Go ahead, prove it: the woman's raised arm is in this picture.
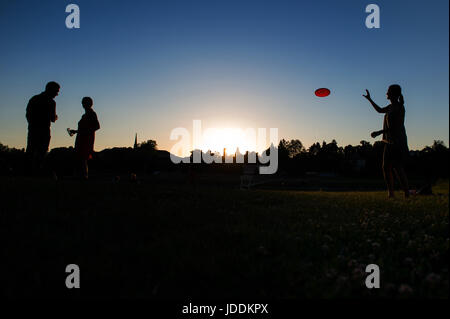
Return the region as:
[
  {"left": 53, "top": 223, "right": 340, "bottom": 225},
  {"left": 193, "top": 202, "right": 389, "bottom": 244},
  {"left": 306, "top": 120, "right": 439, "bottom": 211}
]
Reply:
[{"left": 363, "top": 89, "right": 389, "bottom": 113}]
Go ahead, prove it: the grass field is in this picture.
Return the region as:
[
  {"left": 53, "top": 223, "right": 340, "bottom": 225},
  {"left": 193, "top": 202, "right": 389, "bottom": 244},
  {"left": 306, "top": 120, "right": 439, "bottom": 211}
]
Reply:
[{"left": 1, "top": 176, "right": 448, "bottom": 298}]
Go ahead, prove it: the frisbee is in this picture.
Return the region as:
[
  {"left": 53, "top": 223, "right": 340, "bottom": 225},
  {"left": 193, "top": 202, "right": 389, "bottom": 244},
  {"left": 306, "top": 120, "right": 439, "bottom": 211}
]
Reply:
[{"left": 315, "top": 88, "right": 330, "bottom": 97}]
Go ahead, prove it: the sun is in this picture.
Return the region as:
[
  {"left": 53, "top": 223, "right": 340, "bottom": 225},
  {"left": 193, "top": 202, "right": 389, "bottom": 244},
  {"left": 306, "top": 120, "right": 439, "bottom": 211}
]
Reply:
[{"left": 200, "top": 128, "right": 257, "bottom": 155}]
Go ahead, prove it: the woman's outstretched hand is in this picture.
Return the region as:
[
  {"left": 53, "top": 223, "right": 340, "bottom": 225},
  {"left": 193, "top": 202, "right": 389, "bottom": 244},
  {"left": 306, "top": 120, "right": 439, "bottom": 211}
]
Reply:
[{"left": 363, "top": 89, "right": 371, "bottom": 100}]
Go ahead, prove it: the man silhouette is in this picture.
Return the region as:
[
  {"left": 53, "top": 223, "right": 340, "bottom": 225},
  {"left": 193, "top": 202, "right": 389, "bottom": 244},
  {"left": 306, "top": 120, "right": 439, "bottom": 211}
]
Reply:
[{"left": 26, "top": 81, "right": 60, "bottom": 175}]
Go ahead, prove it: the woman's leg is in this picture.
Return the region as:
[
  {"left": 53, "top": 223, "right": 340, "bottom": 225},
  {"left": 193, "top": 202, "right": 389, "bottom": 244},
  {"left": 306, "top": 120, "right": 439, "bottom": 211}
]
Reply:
[
  {"left": 81, "top": 159, "right": 88, "bottom": 180},
  {"left": 383, "top": 163, "right": 395, "bottom": 198},
  {"left": 394, "top": 166, "right": 409, "bottom": 198},
  {"left": 76, "top": 157, "right": 88, "bottom": 180},
  {"left": 382, "top": 144, "right": 395, "bottom": 198}
]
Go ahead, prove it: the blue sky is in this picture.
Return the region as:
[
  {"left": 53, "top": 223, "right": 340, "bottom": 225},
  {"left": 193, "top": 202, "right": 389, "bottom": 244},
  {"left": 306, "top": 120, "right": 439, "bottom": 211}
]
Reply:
[{"left": 0, "top": 0, "right": 448, "bottom": 152}]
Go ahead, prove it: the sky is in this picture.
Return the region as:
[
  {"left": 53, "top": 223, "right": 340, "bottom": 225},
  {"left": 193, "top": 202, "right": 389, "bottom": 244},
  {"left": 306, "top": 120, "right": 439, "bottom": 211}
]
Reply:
[{"left": 0, "top": 0, "right": 448, "bottom": 155}]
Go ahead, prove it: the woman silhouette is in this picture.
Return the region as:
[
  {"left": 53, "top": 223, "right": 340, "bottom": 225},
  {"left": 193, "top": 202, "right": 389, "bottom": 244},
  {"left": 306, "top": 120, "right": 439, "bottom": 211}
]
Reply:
[
  {"left": 363, "top": 85, "right": 410, "bottom": 198},
  {"left": 68, "top": 97, "right": 100, "bottom": 179}
]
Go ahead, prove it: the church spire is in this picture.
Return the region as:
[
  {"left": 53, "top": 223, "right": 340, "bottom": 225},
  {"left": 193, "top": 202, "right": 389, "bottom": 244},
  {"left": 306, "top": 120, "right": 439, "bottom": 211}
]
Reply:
[{"left": 134, "top": 133, "right": 138, "bottom": 149}]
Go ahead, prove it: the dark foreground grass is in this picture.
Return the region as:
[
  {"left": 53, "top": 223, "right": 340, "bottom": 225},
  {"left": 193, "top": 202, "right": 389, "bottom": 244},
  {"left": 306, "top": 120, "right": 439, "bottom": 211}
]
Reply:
[{"left": 1, "top": 177, "right": 448, "bottom": 298}]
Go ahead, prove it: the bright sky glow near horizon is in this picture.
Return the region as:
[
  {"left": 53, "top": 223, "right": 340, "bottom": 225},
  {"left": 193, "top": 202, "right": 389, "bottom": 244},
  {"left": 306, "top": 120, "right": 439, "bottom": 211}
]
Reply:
[{"left": 0, "top": 0, "right": 448, "bottom": 154}]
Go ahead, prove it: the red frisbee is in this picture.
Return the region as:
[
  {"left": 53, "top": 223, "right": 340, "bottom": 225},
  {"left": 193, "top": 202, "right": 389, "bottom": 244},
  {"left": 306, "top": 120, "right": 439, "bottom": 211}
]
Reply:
[{"left": 315, "top": 88, "right": 330, "bottom": 97}]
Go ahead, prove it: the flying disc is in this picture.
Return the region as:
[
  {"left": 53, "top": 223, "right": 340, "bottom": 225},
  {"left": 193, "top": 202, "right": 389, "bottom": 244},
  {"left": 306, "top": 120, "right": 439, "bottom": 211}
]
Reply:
[{"left": 315, "top": 88, "right": 330, "bottom": 97}]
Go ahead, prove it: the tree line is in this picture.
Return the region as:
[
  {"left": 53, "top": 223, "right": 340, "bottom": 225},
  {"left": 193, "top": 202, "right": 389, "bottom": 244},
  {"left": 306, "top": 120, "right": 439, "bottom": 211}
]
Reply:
[{"left": 0, "top": 139, "right": 448, "bottom": 179}]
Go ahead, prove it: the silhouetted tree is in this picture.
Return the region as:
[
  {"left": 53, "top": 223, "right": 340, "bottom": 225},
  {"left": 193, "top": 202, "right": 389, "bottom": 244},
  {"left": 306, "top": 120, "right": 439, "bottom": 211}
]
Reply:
[
  {"left": 287, "top": 139, "right": 305, "bottom": 158},
  {"left": 138, "top": 139, "right": 157, "bottom": 151},
  {"left": 308, "top": 142, "right": 321, "bottom": 156},
  {"left": 432, "top": 140, "right": 446, "bottom": 152}
]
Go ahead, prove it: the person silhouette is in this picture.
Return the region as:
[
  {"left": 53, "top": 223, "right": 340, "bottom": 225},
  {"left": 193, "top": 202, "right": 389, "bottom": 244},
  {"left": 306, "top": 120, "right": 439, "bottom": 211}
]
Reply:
[
  {"left": 363, "top": 84, "right": 410, "bottom": 198},
  {"left": 68, "top": 97, "right": 100, "bottom": 179},
  {"left": 26, "top": 81, "right": 60, "bottom": 175}
]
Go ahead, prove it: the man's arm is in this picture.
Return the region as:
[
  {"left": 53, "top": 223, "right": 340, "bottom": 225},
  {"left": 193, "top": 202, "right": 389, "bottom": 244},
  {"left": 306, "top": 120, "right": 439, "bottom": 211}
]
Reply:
[
  {"left": 93, "top": 115, "right": 100, "bottom": 131},
  {"left": 26, "top": 97, "right": 34, "bottom": 124},
  {"left": 91, "top": 112, "right": 100, "bottom": 131},
  {"left": 50, "top": 100, "right": 57, "bottom": 122}
]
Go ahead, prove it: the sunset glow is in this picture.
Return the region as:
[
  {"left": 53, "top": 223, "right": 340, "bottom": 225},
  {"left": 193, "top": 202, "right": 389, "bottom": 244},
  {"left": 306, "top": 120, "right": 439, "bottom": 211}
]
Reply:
[{"left": 200, "top": 128, "right": 258, "bottom": 155}]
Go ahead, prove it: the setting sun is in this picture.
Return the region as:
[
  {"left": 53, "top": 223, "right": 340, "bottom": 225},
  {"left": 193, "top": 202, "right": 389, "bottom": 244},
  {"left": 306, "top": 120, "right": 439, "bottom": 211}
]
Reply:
[{"left": 200, "top": 127, "right": 260, "bottom": 155}]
